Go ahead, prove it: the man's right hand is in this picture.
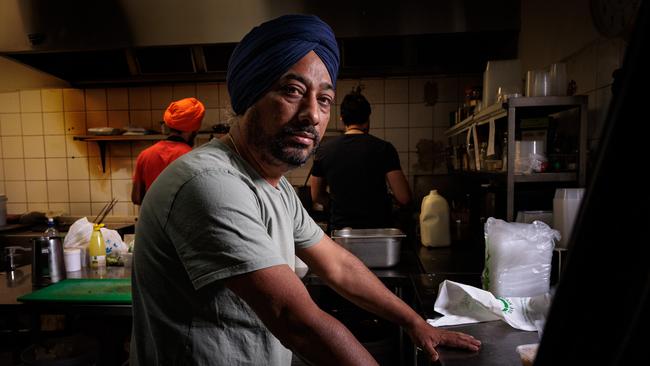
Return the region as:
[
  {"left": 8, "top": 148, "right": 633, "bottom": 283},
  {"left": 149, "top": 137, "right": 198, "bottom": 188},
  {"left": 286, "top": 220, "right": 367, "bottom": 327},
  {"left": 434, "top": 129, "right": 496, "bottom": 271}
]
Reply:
[{"left": 406, "top": 319, "right": 481, "bottom": 362}]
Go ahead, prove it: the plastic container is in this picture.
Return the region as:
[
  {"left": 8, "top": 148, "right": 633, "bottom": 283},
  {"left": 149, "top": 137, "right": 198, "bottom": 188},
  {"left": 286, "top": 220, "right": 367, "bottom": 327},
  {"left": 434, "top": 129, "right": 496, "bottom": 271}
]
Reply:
[
  {"left": 420, "top": 190, "right": 451, "bottom": 247},
  {"left": 88, "top": 224, "right": 107, "bottom": 269},
  {"left": 482, "top": 59, "right": 522, "bottom": 107},
  {"left": 331, "top": 228, "right": 405, "bottom": 268},
  {"left": 553, "top": 188, "right": 585, "bottom": 248},
  {"left": 64, "top": 248, "right": 82, "bottom": 272}
]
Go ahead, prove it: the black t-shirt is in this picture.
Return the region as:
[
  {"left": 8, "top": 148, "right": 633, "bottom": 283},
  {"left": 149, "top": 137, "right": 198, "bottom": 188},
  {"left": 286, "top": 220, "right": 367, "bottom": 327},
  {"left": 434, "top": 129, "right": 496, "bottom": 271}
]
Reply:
[{"left": 311, "top": 134, "right": 402, "bottom": 230}]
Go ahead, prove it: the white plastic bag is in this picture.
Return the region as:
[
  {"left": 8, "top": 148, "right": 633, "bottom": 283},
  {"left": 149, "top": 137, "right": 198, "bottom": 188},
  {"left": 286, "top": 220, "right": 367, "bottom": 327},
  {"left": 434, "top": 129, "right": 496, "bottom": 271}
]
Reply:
[
  {"left": 63, "top": 217, "right": 93, "bottom": 248},
  {"left": 482, "top": 217, "right": 559, "bottom": 297},
  {"left": 427, "top": 280, "right": 551, "bottom": 332},
  {"left": 63, "top": 217, "right": 128, "bottom": 254}
]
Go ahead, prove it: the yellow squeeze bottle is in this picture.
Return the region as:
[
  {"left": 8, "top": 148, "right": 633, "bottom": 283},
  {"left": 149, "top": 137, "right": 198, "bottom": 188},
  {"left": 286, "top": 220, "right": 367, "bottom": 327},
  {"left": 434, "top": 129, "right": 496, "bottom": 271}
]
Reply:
[{"left": 88, "top": 224, "right": 107, "bottom": 268}]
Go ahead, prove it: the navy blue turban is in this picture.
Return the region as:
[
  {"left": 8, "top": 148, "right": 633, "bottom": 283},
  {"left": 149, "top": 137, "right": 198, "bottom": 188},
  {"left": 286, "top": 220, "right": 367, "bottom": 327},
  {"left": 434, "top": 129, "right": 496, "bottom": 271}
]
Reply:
[{"left": 227, "top": 14, "right": 340, "bottom": 116}]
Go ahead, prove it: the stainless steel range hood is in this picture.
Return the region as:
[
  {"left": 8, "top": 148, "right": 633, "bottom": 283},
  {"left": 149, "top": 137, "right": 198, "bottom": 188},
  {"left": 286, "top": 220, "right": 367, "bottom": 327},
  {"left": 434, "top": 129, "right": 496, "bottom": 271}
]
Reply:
[{"left": 0, "top": 0, "right": 520, "bottom": 87}]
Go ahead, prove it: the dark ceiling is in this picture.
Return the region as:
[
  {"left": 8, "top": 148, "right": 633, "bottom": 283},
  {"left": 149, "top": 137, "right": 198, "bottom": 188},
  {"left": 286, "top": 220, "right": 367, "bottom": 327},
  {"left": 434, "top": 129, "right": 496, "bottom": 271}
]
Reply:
[
  {"left": 2, "top": 0, "right": 520, "bottom": 87},
  {"left": 3, "top": 30, "right": 518, "bottom": 87}
]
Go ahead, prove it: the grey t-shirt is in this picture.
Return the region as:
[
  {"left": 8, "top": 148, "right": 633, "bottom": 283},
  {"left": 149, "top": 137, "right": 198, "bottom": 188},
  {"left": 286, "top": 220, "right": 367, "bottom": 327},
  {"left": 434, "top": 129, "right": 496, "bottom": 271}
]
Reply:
[{"left": 131, "top": 139, "right": 323, "bottom": 365}]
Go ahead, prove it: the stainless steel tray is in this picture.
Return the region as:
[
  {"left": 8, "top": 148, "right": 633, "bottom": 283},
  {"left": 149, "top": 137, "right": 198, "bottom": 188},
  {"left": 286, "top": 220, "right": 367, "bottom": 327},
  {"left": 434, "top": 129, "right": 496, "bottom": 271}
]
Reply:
[{"left": 331, "top": 228, "right": 405, "bottom": 268}]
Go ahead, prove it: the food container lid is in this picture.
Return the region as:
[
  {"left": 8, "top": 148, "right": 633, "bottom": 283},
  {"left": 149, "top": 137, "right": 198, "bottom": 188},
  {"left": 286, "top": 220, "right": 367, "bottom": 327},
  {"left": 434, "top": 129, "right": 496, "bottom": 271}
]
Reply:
[{"left": 331, "top": 228, "right": 406, "bottom": 239}]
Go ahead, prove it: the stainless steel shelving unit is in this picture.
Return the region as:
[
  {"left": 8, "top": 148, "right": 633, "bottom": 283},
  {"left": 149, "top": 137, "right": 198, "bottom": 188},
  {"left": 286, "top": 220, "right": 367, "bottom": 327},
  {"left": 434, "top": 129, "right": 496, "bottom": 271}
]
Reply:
[{"left": 445, "top": 95, "right": 588, "bottom": 221}]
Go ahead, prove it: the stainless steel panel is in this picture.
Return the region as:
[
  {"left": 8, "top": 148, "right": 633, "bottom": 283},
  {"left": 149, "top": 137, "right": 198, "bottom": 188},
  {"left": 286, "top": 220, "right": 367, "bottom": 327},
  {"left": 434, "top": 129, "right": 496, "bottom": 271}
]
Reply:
[{"left": 331, "top": 228, "right": 405, "bottom": 268}]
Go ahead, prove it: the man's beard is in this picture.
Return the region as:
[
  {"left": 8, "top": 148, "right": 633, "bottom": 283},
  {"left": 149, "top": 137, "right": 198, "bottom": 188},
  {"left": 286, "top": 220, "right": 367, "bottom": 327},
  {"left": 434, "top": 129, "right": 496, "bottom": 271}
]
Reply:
[{"left": 247, "top": 107, "right": 321, "bottom": 168}]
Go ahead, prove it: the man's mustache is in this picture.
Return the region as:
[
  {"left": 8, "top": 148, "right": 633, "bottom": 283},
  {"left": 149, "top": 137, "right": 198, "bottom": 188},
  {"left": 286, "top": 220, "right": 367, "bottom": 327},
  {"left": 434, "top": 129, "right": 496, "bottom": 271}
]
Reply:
[{"left": 279, "top": 124, "right": 321, "bottom": 143}]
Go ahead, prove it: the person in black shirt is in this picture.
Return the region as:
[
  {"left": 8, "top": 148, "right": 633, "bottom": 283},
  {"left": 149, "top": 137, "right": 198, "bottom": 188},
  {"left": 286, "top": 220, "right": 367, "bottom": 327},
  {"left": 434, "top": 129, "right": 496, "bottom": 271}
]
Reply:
[{"left": 310, "top": 89, "right": 411, "bottom": 230}]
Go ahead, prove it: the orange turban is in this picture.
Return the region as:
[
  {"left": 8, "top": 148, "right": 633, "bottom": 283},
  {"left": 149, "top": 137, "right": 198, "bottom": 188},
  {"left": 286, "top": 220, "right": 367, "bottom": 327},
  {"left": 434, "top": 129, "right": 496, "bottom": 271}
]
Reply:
[{"left": 163, "top": 98, "right": 205, "bottom": 132}]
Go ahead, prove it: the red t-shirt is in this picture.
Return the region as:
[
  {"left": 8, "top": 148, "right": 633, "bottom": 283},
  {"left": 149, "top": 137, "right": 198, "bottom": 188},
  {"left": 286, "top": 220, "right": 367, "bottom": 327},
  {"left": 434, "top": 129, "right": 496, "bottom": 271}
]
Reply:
[{"left": 133, "top": 140, "right": 192, "bottom": 190}]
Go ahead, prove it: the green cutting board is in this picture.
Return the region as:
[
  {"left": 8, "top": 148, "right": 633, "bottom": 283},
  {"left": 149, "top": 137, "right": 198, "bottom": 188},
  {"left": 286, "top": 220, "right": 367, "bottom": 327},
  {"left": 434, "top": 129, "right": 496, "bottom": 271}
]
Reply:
[{"left": 18, "top": 279, "right": 132, "bottom": 304}]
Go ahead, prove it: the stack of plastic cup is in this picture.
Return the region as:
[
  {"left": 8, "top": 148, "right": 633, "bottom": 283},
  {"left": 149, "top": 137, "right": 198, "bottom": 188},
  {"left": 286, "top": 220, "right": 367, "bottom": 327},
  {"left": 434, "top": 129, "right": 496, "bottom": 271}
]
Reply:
[{"left": 553, "top": 188, "right": 585, "bottom": 248}]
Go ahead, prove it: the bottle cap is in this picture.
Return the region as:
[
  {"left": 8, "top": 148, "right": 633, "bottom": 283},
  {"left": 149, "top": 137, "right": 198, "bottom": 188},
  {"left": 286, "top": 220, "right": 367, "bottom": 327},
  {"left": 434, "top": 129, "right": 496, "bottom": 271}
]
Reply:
[{"left": 93, "top": 223, "right": 105, "bottom": 231}]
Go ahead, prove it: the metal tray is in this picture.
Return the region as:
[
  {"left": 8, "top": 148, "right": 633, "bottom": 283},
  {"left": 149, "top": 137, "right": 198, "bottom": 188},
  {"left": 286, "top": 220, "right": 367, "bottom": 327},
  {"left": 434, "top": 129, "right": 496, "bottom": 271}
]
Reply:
[{"left": 331, "top": 228, "right": 406, "bottom": 268}]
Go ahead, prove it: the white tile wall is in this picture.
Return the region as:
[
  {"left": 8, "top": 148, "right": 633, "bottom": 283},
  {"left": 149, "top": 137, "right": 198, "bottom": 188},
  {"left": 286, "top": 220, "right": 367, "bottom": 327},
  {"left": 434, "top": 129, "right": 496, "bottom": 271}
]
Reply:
[
  {"left": 26, "top": 181, "right": 48, "bottom": 202},
  {"left": 23, "top": 136, "right": 45, "bottom": 158},
  {"left": 408, "top": 103, "right": 433, "bottom": 127},
  {"left": 4, "top": 159, "right": 25, "bottom": 180},
  {"left": 44, "top": 135, "right": 66, "bottom": 158},
  {"left": 63, "top": 89, "right": 86, "bottom": 111},
  {"left": 68, "top": 180, "right": 90, "bottom": 202},
  {"left": 67, "top": 157, "right": 90, "bottom": 180},
  {"left": 1, "top": 114, "right": 22, "bottom": 135},
  {"left": 385, "top": 78, "right": 409, "bottom": 103},
  {"left": 217, "top": 84, "right": 230, "bottom": 109},
  {"left": 151, "top": 86, "right": 173, "bottom": 109},
  {"left": 43, "top": 113, "right": 65, "bottom": 134},
  {"left": 197, "top": 84, "right": 220, "bottom": 108},
  {"left": 0, "top": 92, "right": 20, "bottom": 113},
  {"left": 21, "top": 113, "right": 43, "bottom": 135},
  {"left": 108, "top": 110, "right": 129, "bottom": 129},
  {"left": 384, "top": 104, "right": 409, "bottom": 128},
  {"left": 46, "top": 158, "right": 68, "bottom": 180},
  {"left": 86, "top": 89, "right": 107, "bottom": 111},
  {"left": 66, "top": 135, "right": 88, "bottom": 157},
  {"left": 64, "top": 112, "right": 86, "bottom": 135},
  {"left": 107, "top": 88, "right": 129, "bottom": 110},
  {"left": 173, "top": 84, "right": 197, "bottom": 100},
  {"left": 2, "top": 136, "right": 23, "bottom": 158},
  {"left": 20, "top": 90, "right": 42, "bottom": 113},
  {"left": 129, "top": 87, "right": 151, "bottom": 110},
  {"left": 41, "top": 89, "right": 63, "bottom": 112},
  {"left": 47, "top": 180, "right": 69, "bottom": 202},
  {"left": 24, "top": 159, "right": 46, "bottom": 180},
  {"left": 86, "top": 111, "right": 108, "bottom": 129}
]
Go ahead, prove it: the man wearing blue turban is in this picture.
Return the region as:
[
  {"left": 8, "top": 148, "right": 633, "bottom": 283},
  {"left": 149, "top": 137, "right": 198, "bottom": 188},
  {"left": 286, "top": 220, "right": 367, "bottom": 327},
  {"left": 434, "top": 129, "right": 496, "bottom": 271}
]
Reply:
[{"left": 131, "top": 14, "right": 480, "bottom": 366}]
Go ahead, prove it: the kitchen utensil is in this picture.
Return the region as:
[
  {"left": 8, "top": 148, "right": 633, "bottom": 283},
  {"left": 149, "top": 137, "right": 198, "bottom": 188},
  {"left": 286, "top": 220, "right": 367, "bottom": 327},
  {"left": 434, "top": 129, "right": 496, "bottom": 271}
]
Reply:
[
  {"left": 93, "top": 198, "right": 118, "bottom": 225},
  {"left": 331, "top": 228, "right": 405, "bottom": 268},
  {"left": 31, "top": 236, "right": 66, "bottom": 287}
]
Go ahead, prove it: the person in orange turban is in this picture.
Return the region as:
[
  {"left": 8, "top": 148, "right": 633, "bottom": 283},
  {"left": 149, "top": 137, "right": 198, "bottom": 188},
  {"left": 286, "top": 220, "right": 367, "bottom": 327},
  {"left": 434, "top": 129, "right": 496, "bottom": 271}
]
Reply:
[
  {"left": 163, "top": 97, "right": 205, "bottom": 132},
  {"left": 131, "top": 97, "right": 205, "bottom": 205}
]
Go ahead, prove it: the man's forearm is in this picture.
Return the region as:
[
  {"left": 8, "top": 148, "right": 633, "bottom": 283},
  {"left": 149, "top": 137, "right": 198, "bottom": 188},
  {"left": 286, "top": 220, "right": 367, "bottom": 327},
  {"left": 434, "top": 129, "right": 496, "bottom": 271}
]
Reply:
[
  {"left": 318, "top": 251, "right": 424, "bottom": 330},
  {"left": 284, "top": 308, "right": 379, "bottom": 366}
]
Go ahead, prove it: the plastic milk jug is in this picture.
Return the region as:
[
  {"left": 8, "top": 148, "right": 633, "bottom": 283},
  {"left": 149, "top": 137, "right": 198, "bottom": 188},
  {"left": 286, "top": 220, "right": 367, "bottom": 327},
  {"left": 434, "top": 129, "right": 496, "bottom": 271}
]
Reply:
[{"left": 420, "top": 190, "right": 451, "bottom": 247}]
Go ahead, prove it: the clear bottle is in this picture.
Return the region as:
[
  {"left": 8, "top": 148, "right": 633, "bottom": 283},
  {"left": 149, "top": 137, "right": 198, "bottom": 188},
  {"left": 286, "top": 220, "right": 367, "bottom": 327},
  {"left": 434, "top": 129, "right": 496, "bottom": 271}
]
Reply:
[
  {"left": 88, "top": 223, "right": 106, "bottom": 269},
  {"left": 43, "top": 218, "right": 59, "bottom": 238}
]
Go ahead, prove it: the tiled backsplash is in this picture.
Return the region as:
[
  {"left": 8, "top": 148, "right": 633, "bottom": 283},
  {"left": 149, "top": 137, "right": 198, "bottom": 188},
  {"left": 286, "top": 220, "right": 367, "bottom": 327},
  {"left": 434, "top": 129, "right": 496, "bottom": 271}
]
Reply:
[{"left": 0, "top": 76, "right": 476, "bottom": 217}]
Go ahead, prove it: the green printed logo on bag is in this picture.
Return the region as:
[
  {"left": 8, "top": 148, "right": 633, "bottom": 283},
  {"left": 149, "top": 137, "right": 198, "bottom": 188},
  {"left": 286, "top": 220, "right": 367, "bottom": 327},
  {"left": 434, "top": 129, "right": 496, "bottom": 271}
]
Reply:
[{"left": 497, "top": 297, "right": 514, "bottom": 314}]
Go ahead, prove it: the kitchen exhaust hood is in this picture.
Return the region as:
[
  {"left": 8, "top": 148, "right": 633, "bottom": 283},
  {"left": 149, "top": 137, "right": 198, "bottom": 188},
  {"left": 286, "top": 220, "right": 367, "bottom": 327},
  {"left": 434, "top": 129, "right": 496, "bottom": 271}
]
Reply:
[{"left": 0, "top": 0, "right": 520, "bottom": 87}]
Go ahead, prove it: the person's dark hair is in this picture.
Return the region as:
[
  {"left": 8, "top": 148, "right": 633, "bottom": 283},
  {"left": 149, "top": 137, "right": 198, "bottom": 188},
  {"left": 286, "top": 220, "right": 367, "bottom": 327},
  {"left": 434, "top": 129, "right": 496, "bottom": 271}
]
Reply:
[{"left": 340, "top": 89, "right": 371, "bottom": 126}]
